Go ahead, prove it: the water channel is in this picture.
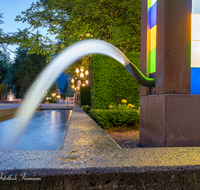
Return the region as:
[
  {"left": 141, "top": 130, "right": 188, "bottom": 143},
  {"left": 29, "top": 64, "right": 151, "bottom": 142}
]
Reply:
[{"left": 0, "top": 110, "right": 71, "bottom": 150}]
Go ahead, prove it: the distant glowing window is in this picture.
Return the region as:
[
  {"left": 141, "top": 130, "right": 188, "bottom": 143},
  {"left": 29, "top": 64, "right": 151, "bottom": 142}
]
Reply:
[
  {"left": 191, "top": 0, "right": 200, "bottom": 94},
  {"left": 147, "top": 0, "right": 157, "bottom": 75}
]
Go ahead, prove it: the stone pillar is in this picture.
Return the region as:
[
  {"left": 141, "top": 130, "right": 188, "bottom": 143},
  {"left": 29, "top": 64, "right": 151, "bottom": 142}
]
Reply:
[{"left": 139, "top": 0, "right": 200, "bottom": 147}]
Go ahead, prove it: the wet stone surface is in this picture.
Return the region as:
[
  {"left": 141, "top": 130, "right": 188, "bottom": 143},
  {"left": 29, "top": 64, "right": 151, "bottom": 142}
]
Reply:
[{"left": 1, "top": 106, "right": 200, "bottom": 189}]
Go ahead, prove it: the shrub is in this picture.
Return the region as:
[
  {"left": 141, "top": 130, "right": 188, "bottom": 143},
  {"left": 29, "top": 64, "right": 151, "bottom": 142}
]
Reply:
[
  {"left": 0, "top": 83, "right": 7, "bottom": 95},
  {"left": 89, "top": 109, "right": 140, "bottom": 129},
  {"left": 90, "top": 53, "right": 140, "bottom": 109},
  {"left": 82, "top": 105, "right": 91, "bottom": 114},
  {"left": 80, "top": 85, "right": 91, "bottom": 106}
]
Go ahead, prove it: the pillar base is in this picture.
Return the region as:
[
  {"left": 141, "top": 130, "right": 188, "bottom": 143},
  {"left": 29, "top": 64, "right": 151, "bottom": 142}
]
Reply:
[{"left": 140, "top": 94, "right": 200, "bottom": 147}]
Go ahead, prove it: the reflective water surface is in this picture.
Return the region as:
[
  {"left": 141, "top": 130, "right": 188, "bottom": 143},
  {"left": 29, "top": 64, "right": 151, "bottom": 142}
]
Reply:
[{"left": 0, "top": 110, "right": 71, "bottom": 150}]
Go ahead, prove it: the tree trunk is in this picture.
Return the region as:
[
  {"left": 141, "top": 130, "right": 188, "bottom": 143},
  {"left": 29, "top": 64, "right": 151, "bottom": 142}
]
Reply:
[{"left": 1, "top": 94, "right": 5, "bottom": 101}]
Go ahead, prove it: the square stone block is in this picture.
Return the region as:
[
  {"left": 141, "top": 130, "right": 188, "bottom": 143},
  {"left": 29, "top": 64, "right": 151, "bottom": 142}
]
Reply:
[{"left": 140, "top": 94, "right": 200, "bottom": 147}]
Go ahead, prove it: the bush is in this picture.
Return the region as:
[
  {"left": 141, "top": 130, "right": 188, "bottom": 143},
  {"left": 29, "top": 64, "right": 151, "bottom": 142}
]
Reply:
[
  {"left": 0, "top": 83, "right": 7, "bottom": 95},
  {"left": 90, "top": 53, "right": 140, "bottom": 109},
  {"left": 80, "top": 85, "right": 91, "bottom": 106},
  {"left": 89, "top": 109, "right": 140, "bottom": 129},
  {"left": 82, "top": 106, "right": 91, "bottom": 114}
]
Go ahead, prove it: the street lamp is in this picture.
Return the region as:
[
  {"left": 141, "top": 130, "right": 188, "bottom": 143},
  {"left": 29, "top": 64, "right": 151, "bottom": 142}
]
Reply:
[
  {"left": 51, "top": 93, "right": 56, "bottom": 98},
  {"left": 70, "top": 66, "right": 89, "bottom": 105}
]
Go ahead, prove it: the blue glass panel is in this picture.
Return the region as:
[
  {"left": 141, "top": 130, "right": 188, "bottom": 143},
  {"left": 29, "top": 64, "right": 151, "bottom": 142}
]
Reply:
[
  {"left": 147, "top": 9, "right": 151, "bottom": 29},
  {"left": 192, "top": 0, "right": 200, "bottom": 14},
  {"left": 149, "top": 2, "right": 157, "bottom": 29},
  {"left": 191, "top": 67, "right": 200, "bottom": 94}
]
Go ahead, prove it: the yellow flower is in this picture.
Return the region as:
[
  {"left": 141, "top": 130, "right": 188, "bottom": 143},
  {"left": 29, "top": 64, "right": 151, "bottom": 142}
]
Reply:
[
  {"left": 127, "top": 104, "right": 133, "bottom": 108},
  {"left": 109, "top": 105, "right": 113, "bottom": 109},
  {"left": 121, "top": 99, "right": 127, "bottom": 104},
  {"left": 138, "top": 107, "right": 140, "bottom": 110}
]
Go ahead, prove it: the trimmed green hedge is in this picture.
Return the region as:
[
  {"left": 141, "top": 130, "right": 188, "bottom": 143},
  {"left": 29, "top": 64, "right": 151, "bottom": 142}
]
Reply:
[
  {"left": 90, "top": 52, "right": 140, "bottom": 109},
  {"left": 80, "top": 85, "right": 91, "bottom": 106},
  {"left": 89, "top": 109, "right": 140, "bottom": 129},
  {"left": 82, "top": 106, "right": 91, "bottom": 114}
]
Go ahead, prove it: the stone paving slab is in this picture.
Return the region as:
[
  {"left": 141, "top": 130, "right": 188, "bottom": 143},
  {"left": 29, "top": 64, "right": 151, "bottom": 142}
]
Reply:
[{"left": 0, "top": 106, "right": 200, "bottom": 189}]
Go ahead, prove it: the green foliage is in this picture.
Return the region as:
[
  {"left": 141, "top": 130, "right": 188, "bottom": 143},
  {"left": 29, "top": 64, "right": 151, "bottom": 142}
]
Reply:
[
  {"left": 67, "top": 86, "right": 75, "bottom": 97},
  {"left": 0, "top": 51, "right": 11, "bottom": 83},
  {"left": 63, "top": 80, "right": 68, "bottom": 93},
  {"left": 0, "top": 83, "right": 7, "bottom": 94},
  {"left": 80, "top": 85, "right": 91, "bottom": 106},
  {"left": 82, "top": 106, "right": 91, "bottom": 114},
  {"left": 109, "top": 99, "right": 139, "bottom": 110},
  {"left": 0, "top": 13, "right": 16, "bottom": 50},
  {"left": 65, "top": 57, "right": 89, "bottom": 81},
  {"left": 13, "top": 0, "right": 141, "bottom": 57},
  {"left": 89, "top": 109, "right": 140, "bottom": 128},
  {"left": 90, "top": 52, "right": 140, "bottom": 109},
  {"left": 11, "top": 46, "right": 29, "bottom": 95},
  {"left": 16, "top": 57, "right": 36, "bottom": 88},
  {"left": 61, "top": 81, "right": 69, "bottom": 99},
  {"left": 11, "top": 46, "right": 47, "bottom": 97},
  {"left": 19, "top": 71, "right": 31, "bottom": 98},
  {"left": 48, "top": 82, "right": 58, "bottom": 94}
]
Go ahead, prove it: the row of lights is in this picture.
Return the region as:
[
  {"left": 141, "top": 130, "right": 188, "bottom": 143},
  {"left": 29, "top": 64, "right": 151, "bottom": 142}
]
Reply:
[{"left": 71, "top": 67, "right": 89, "bottom": 90}]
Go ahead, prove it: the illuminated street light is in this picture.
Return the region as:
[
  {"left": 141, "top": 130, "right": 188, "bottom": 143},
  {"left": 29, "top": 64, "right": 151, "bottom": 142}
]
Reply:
[
  {"left": 56, "top": 95, "right": 61, "bottom": 99},
  {"left": 75, "top": 68, "right": 79, "bottom": 74},
  {"left": 85, "top": 70, "right": 89, "bottom": 75},
  {"left": 51, "top": 93, "right": 56, "bottom": 97},
  {"left": 80, "top": 72, "right": 84, "bottom": 78}
]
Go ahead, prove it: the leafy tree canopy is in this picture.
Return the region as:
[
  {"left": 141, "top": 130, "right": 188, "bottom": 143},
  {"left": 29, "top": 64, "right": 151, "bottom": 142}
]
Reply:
[
  {"left": 0, "top": 50, "right": 11, "bottom": 83},
  {"left": 0, "top": 83, "right": 7, "bottom": 94},
  {"left": 11, "top": 46, "right": 47, "bottom": 97},
  {"left": 0, "top": 13, "right": 19, "bottom": 51},
  {"left": 14, "top": 0, "right": 141, "bottom": 60}
]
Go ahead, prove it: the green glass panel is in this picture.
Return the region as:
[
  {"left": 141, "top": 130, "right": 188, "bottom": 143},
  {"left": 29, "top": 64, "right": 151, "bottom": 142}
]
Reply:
[{"left": 150, "top": 48, "right": 156, "bottom": 73}]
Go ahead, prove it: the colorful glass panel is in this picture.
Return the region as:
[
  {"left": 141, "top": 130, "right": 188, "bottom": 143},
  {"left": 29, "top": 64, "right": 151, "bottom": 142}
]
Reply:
[
  {"left": 191, "top": 0, "right": 200, "bottom": 94},
  {"left": 147, "top": 0, "right": 157, "bottom": 75}
]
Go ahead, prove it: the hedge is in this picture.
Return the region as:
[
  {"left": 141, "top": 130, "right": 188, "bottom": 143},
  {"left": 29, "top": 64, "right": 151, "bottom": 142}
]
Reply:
[
  {"left": 89, "top": 109, "right": 140, "bottom": 129},
  {"left": 80, "top": 85, "right": 91, "bottom": 106},
  {"left": 90, "top": 52, "right": 140, "bottom": 109}
]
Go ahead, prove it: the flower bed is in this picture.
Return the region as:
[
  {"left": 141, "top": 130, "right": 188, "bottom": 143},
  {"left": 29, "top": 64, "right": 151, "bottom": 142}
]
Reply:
[{"left": 89, "top": 109, "right": 140, "bottom": 128}]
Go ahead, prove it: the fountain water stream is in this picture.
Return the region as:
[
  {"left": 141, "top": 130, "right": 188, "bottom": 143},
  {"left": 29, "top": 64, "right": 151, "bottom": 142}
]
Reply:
[{"left": 1, "top": 39, "right": 155, "bottom": 150}]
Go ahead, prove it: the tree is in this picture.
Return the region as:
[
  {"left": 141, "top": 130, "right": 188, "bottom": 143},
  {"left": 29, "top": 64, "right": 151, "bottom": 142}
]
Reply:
[
  {"left": 11, "top": 46, "right": 29, "bottom": 94},
  {"left": 14, "top": 0, "right": 141, "bottom": 59},
  {"left": 48, "top": 82, "right": 59, "bottom": 94},
  {"left": 16, "top": 57, "right": 37, "bottom": 91},
  {"left": 19, "top": 71, "right": 31, "bottom": 97},
  {"left": 65, "top": 56, "right": 89, "bottom": 81},
  {"left": 0, "top": 83, "right": 7, "bottom": 100},
  {"left": 11, "top": 46, "right": 47, "bottom": 97},
  {"left": 63, "top": 80, "right": 68, "bottom": 93},
  {"left": 0, "top": 13, "right": 18, "bottom": 51},
  {"left": 0, "top": 51, "right": 10, "bottom": 83},
  {"left": 61, "top": 80, "right": 69, "bottom": 98},
  {"left": 67, "top": 86, "right": 75, "bottom": 97}
]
